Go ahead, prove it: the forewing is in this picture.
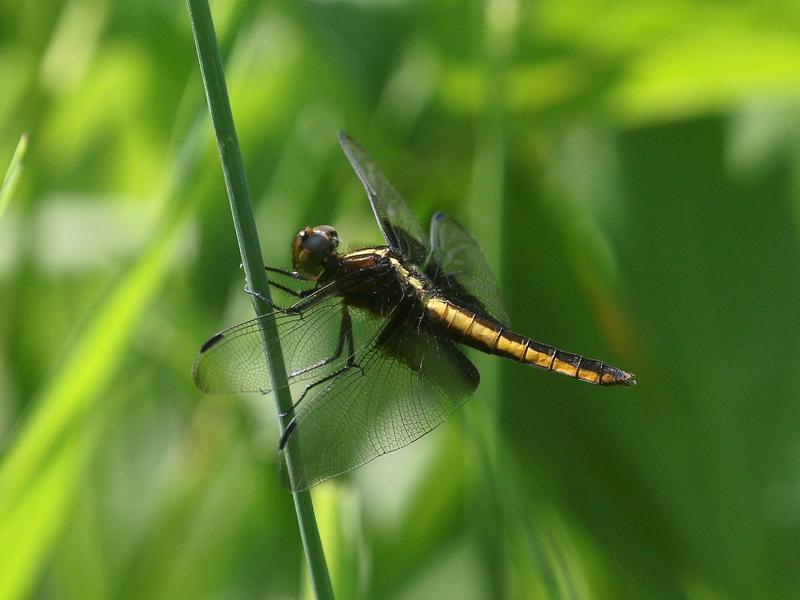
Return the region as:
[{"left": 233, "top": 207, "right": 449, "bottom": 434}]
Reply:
[
  {"left": 279, "top": 309, "right": 480, "bottom": 491},
  {"left": 193, "top": 273, "right": 394, "bottom": 395},
  {"left": 426, "top": 211, "right": 510, "bottom": 326},
  {"left": 338, "top": 131, "right": 429, "bottom": 264}
]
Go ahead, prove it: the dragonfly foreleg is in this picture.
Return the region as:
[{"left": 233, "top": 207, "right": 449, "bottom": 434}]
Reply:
[
  {"left": 242, "top": 285, "right": 284, "bottom": 310},
  {"left": 262, "top": 266, "right": 316, "bottom": 311},
  {"left": 265, "top": 265, "right": 305, "bottom": 280}
]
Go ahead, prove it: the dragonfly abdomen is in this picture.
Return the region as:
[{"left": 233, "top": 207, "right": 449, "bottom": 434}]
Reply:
[{"left": 425, "top": 297, "right": 635, "bottom": 386}]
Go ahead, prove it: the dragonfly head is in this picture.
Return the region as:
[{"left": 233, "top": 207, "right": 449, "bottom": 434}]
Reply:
[{"left": 292, "top": 225, "right": 340, "bottom": 280}]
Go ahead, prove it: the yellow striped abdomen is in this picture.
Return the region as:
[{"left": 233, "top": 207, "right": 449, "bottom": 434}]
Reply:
[{"left": 425, "top": 297, "right": 635, "bottom": 386}]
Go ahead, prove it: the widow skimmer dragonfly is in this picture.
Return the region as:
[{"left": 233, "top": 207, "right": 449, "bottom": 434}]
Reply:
[{"left": 193, "top": 132, "right": 636, "bottom": 491}]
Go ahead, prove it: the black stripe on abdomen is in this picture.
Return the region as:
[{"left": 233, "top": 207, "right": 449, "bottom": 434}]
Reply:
[{"left": 424, "top": 297, "right": 635, "bottom": 386}]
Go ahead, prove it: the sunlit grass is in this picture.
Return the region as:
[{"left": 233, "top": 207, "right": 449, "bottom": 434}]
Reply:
[
  {"left": 0, "top": 133, "right": 27, "bottom": 220},
  {"left": 0, "top": 212, "right": 193, "bottom": 599}
]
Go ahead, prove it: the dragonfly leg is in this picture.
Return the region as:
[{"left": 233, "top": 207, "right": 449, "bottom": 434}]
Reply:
[
  {"left": 278, "top": 418, "right": 297, "bottom": 450},
  {"left": 243, "top": 283, "right": 313, "bottom": 313},
  {"left": 263, "top": 266, "right": 317, "bottom": 312},
  {"left": 279, "top": 361, "right": 366, "bottom": 450},
  {"left": 279, "top": 306, "right": 359, "bottom": 423},
  {"left": 242, "top": 285, "right": 282, "bottom": 310},
  {"left": 280, "top": 366, "right": 353, "bottom": 448},
  {"left": 265, "top": 266, "right": 315, "bottom": 293},
  {"left": 265, "top": 265, "right": 305, "bottom": 280}
]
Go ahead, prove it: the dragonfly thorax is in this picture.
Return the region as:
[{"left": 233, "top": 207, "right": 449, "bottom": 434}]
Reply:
[{"left": 292, "top": 225, "right": 340, "bottom": 280}]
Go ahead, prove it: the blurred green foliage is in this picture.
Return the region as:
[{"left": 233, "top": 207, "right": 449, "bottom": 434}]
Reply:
[{"left": 2, "top": 0, "right": 800, "bottom": 598}]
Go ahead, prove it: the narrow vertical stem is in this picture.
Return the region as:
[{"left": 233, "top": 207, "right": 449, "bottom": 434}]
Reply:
[
  {"left": 185, "top": 2, "right": 333, "bottom": 598},
  {"left": 0, "top": 133, "right": 28, "bottom": 220}
]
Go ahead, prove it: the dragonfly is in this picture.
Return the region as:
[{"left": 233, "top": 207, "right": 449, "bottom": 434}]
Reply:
[{"left": 193, "top": 132, "right": 636, "bottom": 491}]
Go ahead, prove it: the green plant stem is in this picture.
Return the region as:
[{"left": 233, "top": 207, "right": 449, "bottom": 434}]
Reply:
[
  {"left": 185, "top": 2, "right": 333, "bottom": 598},
  {"left": 0, "top": 133, "right": 28, "bottom": 220}
]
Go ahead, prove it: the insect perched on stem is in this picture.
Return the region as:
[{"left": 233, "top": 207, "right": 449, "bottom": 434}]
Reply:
[{"left": 193, "top": 132, "right": 636, "bottom": 490}]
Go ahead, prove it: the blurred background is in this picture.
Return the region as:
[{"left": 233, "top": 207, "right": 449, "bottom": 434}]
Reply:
[{"left": 2, "top": 0, "right": 800, "bottom": 598}]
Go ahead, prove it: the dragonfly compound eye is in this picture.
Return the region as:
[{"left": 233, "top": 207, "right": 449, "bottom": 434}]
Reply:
[{"left": 292, "top": 225, "right": 339, "bottom": 279}]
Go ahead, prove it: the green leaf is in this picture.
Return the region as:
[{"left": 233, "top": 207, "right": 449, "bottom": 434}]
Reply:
[{"left": 0, "top": 133, "right": 27, "bottom": 220}]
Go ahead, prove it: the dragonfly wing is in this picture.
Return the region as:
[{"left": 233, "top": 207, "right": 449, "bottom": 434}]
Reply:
[
  {"left": 426, "top": 211, "right": 510, "bottom": 327},
  {"left": 279, "top": 305, "right": 480, "bottom": 491},
  {"left": 193, "top": 274, "right": 393, "bottom": 395},
  {"left": 338, "top": 131, "right": 430, "bottom": 264}
]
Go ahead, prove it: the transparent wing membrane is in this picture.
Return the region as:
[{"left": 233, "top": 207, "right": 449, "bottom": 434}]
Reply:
[
  {"left": 339, "top": 132, "right": 430, "bottom": 264},
  {"left": 427, "top": 211, "right": 510, "bottom": 326},
  {"left": 192, "top": 272, "right": 393, "bottom": 396},
  {"left": 279, "top": 308, "right": 479, "bottom": 491}
]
